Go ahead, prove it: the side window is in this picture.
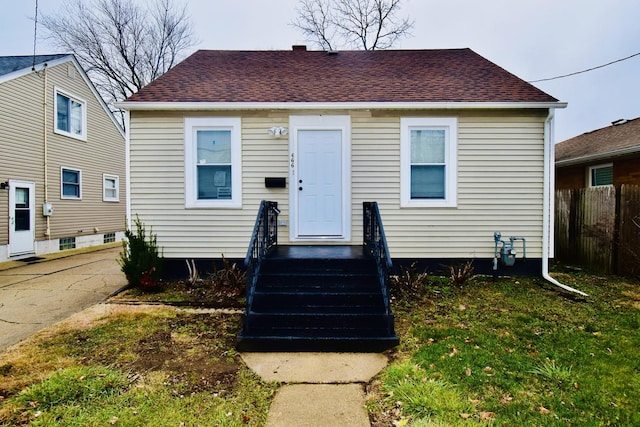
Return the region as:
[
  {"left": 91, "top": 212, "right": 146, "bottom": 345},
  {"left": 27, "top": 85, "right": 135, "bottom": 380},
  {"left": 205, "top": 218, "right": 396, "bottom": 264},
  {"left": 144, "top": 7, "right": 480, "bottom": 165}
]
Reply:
[
  {"left": 54, "top": 88, "right": 87, "bottom": 140},
  {"left": 61, "top": 167, "right": 82, "bottom": 199},
  {"left": 184, "top": 117, "right": 241, "bottom": 208},
  {"left": 588, "top": 164, "right": 613, "bottom": 187},
  {"left": 103, "top": 174, "right": 119, "bottom": 202},
  {"left": 401, "top": 117, "right": 458, "bottom": 207}
]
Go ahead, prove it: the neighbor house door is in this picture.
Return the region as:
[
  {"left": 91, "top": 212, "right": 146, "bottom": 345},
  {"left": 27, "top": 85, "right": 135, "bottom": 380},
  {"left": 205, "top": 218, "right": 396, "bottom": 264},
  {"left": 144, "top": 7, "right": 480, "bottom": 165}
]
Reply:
[
  {"left": 296, "top": 129, "right": 344, "bottom": 237},
  {"left": 8, "top": 180, "right": 36, "bottom": 256}
]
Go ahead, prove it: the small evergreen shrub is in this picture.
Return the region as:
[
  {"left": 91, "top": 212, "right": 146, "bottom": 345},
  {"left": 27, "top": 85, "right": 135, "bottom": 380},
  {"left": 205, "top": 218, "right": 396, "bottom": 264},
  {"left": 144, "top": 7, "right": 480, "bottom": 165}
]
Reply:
[{"left": 119, "top": 216, "right": 163, "bottom": 291}]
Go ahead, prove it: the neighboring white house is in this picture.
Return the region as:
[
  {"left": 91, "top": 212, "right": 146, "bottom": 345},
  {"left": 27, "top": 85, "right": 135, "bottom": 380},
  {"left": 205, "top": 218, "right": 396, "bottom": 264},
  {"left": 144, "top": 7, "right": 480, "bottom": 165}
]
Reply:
[
  {"left": 0, "top": 54, "right": 126, "bottom": 261},
  {"left": 119, "top": 46, "right": 569, "bottom": 282}
]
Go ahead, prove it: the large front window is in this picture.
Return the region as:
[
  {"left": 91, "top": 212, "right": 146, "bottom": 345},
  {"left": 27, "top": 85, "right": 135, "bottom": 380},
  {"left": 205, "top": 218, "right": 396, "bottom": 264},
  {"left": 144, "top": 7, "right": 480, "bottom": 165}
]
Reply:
[
  {"left": 401, "top": 117, "right": 457, "bottom": 207},
  {"left": 54, "top": 88, "right": 86, "bottom": 140},
  {"left": 184, "top": 117, "right": 241, "bottom": 208}
]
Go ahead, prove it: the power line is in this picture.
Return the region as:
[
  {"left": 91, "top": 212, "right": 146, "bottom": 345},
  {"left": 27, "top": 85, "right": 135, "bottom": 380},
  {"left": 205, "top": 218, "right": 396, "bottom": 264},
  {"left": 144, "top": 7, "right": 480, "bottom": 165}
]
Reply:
[{"left": 528, "top": 51, "right": 640, "bottom": 83}]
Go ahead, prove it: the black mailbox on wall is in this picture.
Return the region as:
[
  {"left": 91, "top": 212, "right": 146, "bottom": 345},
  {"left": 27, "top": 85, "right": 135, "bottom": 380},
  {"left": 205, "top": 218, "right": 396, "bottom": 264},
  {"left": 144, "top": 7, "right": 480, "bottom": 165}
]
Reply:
[{"left": 265, "top": 177, "right": 287, "bottom": 188}]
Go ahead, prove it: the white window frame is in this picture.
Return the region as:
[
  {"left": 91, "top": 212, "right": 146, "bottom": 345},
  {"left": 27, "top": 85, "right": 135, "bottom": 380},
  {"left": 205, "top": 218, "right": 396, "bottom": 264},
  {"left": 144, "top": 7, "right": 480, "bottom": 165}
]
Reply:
[
  {"left": 184, "top": 117, "right": 242, "bottom": 208},
  {"left": 53, "top": 87, "right": 87, "bottom": 141},
  {"left": 61, "top": 167, "right": 82, "bottom": 200},
  {"left": 400, "top": 117, "right": 458, "bottom": 208},
  {"left": 588, "top": 163, "right": 613, "bottom": 187},
  {"left": 103, "top": 174, "right": 119, "bottom": 202}
]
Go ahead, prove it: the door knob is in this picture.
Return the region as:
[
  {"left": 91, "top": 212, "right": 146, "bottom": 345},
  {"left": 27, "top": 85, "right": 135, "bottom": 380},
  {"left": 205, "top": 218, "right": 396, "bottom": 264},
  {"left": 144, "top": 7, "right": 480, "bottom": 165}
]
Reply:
[{"left": 298, "top": 186, "right": 303, "bottom": 191}]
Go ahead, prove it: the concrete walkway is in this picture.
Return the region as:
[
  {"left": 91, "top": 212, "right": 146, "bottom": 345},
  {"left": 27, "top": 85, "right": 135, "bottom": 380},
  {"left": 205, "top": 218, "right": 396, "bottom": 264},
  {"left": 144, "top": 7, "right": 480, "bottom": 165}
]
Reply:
[
  {"left": 0, "top": 245, "right": 126, "bottom": 352},
  {"left": 243, "top": 352, "right": 388, "bottom": 427}
]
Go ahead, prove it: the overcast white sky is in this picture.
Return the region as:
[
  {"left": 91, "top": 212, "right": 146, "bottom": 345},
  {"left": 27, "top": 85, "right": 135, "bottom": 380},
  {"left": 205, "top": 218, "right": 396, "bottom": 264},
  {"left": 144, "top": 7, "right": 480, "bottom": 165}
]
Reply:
[{"left": 2, "top": 0, "right": 639, "bottom": 142}]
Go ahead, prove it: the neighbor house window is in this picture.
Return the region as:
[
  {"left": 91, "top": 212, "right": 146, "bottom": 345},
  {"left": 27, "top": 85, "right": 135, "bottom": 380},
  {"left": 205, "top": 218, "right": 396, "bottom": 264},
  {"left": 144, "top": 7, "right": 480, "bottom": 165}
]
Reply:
[
  {"left": 401, "top": 117, "right": 458, "bottom": 207},
  {"left": 103, "top": 174, "right": 119, "bottom": 202},
  {"left": 184, "top": 117, "right": 241, "bottom": 208},
  {"left": 61, "top": 167, "right": 82, "bottom": 199},
  {"left": 54, "top": 88, "right": 86, "bottom": 140},
  {"left": 588, "top": 164, "right": 613, "bottom": 187}
]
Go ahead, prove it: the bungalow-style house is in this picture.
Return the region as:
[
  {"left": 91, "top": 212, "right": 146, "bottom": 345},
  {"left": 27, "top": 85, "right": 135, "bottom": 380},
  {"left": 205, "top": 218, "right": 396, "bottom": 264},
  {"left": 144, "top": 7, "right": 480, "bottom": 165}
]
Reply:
[
  {"left": 119, "top": 46, "right": 577, "bottom": 350},
  {"left": 0, "top": 55, "right": 126, "bottom": 262},
  {"left": 556, "top": 117, "right": 640, "bottom": 189}
]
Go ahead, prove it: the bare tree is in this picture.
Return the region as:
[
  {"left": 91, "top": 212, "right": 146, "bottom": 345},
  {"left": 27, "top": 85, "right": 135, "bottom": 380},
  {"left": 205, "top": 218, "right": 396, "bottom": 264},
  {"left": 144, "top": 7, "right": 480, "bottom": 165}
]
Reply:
[
  {"left": 41, "top": 0, "right": 195, "bottom": 114},
  {"left": 292, "top": 0, "right": 414, "bottom": 50}
]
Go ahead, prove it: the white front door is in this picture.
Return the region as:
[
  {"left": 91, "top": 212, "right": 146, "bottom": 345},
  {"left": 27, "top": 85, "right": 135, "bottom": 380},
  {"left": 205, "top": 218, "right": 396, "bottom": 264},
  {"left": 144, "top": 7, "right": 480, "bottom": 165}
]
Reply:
[
  {"left": 290, "top": 115, "right": 351, "bottom": 240},
  {"left": 8, "top": 180, "right": 36, "bottom": 256}
]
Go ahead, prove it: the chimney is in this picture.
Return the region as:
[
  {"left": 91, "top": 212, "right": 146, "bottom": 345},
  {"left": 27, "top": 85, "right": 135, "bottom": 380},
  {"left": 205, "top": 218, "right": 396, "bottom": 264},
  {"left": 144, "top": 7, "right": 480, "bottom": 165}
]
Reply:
[{"left": 292, "top": 45, "right": 307, "bottom": 52}]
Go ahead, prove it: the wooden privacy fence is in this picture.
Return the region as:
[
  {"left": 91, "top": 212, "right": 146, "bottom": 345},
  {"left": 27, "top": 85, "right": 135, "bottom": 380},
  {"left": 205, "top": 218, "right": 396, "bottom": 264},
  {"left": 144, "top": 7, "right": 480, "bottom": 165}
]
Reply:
[{"left": 555, "top": 185, "right": 640, "bottom": 275}]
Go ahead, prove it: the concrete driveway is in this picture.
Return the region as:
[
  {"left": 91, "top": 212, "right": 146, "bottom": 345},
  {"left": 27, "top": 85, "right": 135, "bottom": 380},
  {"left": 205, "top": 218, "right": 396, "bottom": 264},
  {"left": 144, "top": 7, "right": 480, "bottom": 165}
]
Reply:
[{"left": 0, "top": 246, "right": 127, "bottom": 352}]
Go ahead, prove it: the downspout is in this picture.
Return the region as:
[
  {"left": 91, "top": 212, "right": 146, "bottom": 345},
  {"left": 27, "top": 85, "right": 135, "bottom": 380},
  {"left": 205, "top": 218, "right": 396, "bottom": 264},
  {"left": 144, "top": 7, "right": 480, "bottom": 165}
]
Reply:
[
  {"left": 124, "top": 109, "right": 132, "bottom": 230},
  {"left": 42, "top": 65, "right": 51, "bottom": 238},
  {"left": 542, "top": 110, "right": 587, "bottom": 296}
]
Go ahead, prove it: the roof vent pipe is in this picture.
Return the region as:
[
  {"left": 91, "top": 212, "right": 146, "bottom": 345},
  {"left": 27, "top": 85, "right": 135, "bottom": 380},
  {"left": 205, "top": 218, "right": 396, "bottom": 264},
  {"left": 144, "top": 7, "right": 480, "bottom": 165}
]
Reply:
[{"left": 611, "top": 119, "right": 627, "bottom": 126}]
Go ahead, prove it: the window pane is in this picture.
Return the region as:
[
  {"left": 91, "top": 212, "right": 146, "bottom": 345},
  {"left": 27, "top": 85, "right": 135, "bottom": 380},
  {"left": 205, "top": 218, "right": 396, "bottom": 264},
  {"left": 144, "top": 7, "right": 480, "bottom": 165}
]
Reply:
[
  {"left": 57, "top": 93, "right": 69, "bottom": 132},
  {"left": 197, "top": 165, "right": 232, "bottom": 199},
  {"left": 411, "top": 165, "right": 445, "bottom": 199},
  {"left": 15, "top": 188, "right": 29, "bottom": 208},
  {"left": 104, "top": 177, "right": 117, "bottom": 199},
  {"left": 63, "top": 184, "right": 79, "bottom": 197},
  {"left": 15, "top": 210, "right": 30, "bottom": 231},
  {"left": 592, "top": 166, "right": 613, "bottom": 186},
  {"left": 197, "top": 130, "right": 231, "bottom": 164},
  {"left": 63, "top": 170, "right": 79, "bottom": 184},
  {"left": 411, "top": 129, "right": 445, "bottom": 163},
  {"left": 70, "top": 100, "right": 83, "bottom": 135},
  {"left": 62, "top": 169, "right": 80, "bottom": 198}
]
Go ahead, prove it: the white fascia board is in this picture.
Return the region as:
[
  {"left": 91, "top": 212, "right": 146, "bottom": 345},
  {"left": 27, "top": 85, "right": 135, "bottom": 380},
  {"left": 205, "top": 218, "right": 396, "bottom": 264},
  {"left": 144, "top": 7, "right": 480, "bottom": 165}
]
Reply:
[
  {"left": 0, "top": 55, "right": 73, "bottom": 85},
  {"left": 556, "top": 145, "right": 640, "bottom": 167},
  {"left": 116, "top": 101, "right": 567, "bottom": 111}
]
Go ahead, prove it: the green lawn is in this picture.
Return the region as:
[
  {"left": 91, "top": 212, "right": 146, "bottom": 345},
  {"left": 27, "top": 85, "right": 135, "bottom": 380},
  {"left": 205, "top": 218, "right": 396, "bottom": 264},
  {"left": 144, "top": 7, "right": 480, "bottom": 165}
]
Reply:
[{"left": 369, "top": 268, "right": 640, "bottom": 426}]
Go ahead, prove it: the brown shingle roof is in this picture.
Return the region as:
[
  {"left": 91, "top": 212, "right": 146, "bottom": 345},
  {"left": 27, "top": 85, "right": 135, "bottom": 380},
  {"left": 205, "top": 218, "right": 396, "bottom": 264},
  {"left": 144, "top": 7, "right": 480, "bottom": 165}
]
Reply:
[
  {"left": 556, "top": 117, "right": 640, "bottom": 163},
  {"left": 126, "top": 48, "right": 557, "bottom": 104}
]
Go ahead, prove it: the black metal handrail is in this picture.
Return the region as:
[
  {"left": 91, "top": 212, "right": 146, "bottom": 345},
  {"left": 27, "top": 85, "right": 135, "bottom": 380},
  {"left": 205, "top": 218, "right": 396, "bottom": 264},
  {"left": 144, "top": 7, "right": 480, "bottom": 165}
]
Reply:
[
  {"left": 244, "top": 201, "right": 279, "bottom": 310},
  {"left": 363, "top": 202, "right": 392, "bottom": 319}
]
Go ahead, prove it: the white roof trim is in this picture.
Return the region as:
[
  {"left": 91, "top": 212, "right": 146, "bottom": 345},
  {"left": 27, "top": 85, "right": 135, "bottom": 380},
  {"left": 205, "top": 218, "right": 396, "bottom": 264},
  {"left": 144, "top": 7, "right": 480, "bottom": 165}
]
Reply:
[
  {"left": 0, "top": 55, "right": 72, "bottom": 85},
  {"left": 117, "top": 101, "right": 567, "bottom": 111},
  {"left": 556, "top": 145, "right": 640, "bottom": 166}
]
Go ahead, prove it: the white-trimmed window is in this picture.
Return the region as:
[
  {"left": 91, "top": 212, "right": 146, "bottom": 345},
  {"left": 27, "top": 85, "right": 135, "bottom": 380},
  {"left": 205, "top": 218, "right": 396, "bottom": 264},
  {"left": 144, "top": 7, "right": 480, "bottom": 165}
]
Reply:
[
  {"left": 61, "top": 167, "right": 82, "bottom": 199},
  {"left": 401, "top": 117, "right": 458, "bottom": 207},
  {"left": 184, "top": 117, "right": 242, "bottom": 208},
  {"left": 103, "top": 174, "right": 119, "bottom": 202},
  {"left": 588, "top": 164, "right": 613, "bottom": 187},
  {"left": 54, "top": 87, "right": 87, "bottom": 140}
]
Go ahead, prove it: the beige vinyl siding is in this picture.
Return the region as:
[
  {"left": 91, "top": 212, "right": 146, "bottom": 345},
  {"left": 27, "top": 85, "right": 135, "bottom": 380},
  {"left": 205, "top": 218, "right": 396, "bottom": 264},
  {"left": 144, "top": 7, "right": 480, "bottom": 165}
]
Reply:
[
  {"left": 357, "top": 112, "right": 545, "bottom": 259},
  {"left": 130, "top": 112, "right": 291, "bottom": 258},
  {"left": 0, "top": 60, "right": 125, "bottom": 248},
  {"left": 45, "top": 63, "right": 126, "bottom": 239},
  {"left": 0, "top": 72, "right": 46, "bottom": 245},
  {"left": 130, "top": 109, "right": 547, "bottom": 260}
]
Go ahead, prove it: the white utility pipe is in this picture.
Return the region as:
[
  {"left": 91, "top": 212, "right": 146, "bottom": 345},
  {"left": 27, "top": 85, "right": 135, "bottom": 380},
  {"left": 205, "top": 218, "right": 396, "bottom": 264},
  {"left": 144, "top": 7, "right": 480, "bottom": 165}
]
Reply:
[{"left": 542, "top": 110, "right": 588, "bottom": 296}]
